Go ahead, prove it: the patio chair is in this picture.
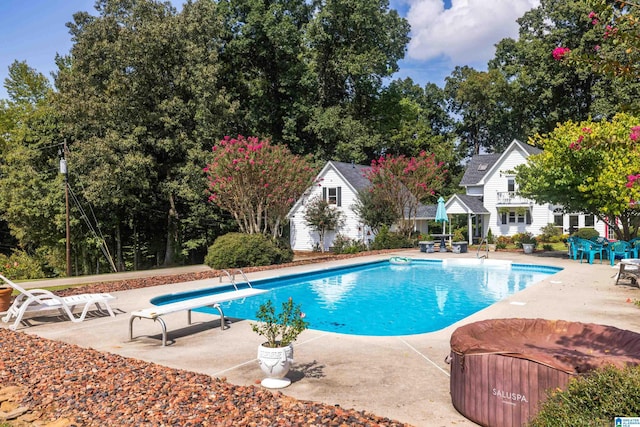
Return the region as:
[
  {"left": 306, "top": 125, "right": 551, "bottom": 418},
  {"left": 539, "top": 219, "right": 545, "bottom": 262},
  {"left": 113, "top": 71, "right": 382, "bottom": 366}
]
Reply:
[
  {"left": 567, "top": 236, "right": 583, "bottom": 260},
  {"left": 578, "top": 238, "right": 604, "bottom": 264},
  {"left": 0, "top": 274, "right": 116, "bottom": 330},
  {"left": 609, "top": 241, "right": 635, "bottom": 266}
]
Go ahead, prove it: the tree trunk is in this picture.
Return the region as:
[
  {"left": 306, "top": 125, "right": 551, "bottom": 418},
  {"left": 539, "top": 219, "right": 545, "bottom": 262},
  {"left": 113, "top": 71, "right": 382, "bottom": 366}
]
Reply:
[
  {"left": 164, "top": 193, "right": 179, "bottom": 266},
  {"left": 116, "top": 222, "right": 124, "bottom": 272}
]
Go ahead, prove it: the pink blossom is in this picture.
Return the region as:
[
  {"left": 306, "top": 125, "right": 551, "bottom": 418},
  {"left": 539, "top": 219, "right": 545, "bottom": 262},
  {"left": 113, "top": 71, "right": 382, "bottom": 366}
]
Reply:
[
  {"left": 630, "top": 126, "right": 640, "bottom": 141},
  {"left": 588, "top": 11, "right": 597, "bottom": 19},
  {"left": 553, "top": 47, "right": 571, "bottom": 60},
  {"left": 594, "top": 45, "right": 600, "bottom": 51},
  {"left": 581, "top": 127, "right": 592, "bottom": 134}
]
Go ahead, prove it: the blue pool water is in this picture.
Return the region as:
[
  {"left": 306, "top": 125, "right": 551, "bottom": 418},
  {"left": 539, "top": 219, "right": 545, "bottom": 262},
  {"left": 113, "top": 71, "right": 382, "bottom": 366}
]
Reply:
[{"left": 152, "top": 259, "right": 561, "bottom": 336}]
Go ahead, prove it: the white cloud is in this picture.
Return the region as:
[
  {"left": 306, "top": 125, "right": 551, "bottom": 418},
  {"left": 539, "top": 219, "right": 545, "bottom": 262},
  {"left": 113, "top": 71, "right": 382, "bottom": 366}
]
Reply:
[{"left": 405, "top": 0, "right": 540, "bottom": 64}]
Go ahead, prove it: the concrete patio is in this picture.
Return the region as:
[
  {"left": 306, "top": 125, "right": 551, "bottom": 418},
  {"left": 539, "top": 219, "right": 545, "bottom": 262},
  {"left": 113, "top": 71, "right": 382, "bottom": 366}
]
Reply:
[{"left": 3, "top": 250, "right": 640, "bottom": 426}]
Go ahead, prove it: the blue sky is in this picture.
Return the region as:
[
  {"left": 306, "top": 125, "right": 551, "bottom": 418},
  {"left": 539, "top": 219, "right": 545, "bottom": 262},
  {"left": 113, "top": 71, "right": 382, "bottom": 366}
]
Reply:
[{"left": 0, "top": 0, "right": 540, "bottom": 100}]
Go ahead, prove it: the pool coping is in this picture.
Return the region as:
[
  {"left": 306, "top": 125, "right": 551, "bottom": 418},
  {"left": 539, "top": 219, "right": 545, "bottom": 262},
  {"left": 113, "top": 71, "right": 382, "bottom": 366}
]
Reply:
[{"left": 5, "top": 250, "right": 640, "bottom": 426}]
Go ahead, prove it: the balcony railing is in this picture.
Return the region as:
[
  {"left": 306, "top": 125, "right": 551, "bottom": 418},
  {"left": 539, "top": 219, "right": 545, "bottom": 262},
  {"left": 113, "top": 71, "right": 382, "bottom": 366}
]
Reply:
[{"left": 496, "top": 191, "right": 533, "bottom": 205}]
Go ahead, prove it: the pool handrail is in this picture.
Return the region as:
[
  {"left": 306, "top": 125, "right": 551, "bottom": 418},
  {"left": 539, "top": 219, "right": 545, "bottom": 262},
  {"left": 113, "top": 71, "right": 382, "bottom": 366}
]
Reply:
[
  {"left": 219, "top": 269, "right": 254, "bottom": 291},
  {"left": 477, "top": 238, "right": 489, "bottom": 259}
]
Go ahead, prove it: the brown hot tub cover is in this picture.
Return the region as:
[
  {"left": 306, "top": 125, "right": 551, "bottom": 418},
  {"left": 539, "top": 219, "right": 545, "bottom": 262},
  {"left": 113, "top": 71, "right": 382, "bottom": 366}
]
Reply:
[{"left": 450, "top": 318, "right": 640, "bottom": 374}]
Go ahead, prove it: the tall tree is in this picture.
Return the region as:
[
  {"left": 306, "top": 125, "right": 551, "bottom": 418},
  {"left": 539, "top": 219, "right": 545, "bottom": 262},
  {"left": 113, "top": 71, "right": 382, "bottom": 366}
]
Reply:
[
  {"left": 216, "top": 0, "right": 313, "bottom": 150},
  {"left": 304, "top": 0, "right": 410, "bottom": 159},
  {"left": 0, "top": 62, "right": 65, "bottom": 270},
  {"left": 55, "top": 0, "right": 233, "bottom": 269},
  {"left": 445, "top": 66, "right": 518, "bottom": 155},
  {"left": 490, "top": 0, "right": 640, "bottom": 133}
]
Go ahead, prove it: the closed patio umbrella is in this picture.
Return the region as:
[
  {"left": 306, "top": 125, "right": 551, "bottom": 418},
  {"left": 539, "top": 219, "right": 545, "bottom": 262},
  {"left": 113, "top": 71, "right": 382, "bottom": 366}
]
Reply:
[{"left": 435, "top": 196, "right": 448, "bottom": 234}]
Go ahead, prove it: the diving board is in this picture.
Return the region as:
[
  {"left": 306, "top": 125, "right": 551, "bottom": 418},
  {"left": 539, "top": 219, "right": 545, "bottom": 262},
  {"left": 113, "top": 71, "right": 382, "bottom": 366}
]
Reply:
[{"left": 129, "top": 287, "right": 267, "bottom": 346}]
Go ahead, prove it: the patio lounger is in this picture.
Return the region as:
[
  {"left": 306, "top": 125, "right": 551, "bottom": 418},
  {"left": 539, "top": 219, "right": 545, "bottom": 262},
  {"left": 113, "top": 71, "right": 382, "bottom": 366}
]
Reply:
[
  {"left": 1, "top": 274, "right": 116, "bottom": 330},
  {"left": 129, "top": 287, "right": 268, "bottom": 346}
]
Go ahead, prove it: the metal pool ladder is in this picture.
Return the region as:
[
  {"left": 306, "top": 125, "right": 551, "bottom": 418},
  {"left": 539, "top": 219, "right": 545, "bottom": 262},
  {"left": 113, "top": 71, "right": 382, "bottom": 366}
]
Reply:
[
  {"left": 477, "top": 238, "right": 489, "bottom": 259},
  {"left": 220, "top": 268, "right": 255, "bottom": 290}
]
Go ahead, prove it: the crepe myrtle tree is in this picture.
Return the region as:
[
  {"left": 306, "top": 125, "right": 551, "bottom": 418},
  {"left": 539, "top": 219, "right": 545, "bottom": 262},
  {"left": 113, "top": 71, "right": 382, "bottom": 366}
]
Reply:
[
  {"left": 554, "top": 1, "right": 640, "bottom": 80},
  {"left": 205, "top": 135, "right": 318, "bottom": 238},
  {"left": 516, "top": 113, "right": 640, "bottom": 240},
  {"left": 363, "top": 151, "right": 446, "bottom": 236},
  {"left": 303, "top": 196, "right": 345, "bottom": 252}
]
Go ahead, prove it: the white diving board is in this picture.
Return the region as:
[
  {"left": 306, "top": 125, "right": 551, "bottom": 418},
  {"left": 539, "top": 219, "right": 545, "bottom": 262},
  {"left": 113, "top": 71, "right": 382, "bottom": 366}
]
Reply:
[{"left": 129, "top": 287, "right": 267, "bottom": 346}]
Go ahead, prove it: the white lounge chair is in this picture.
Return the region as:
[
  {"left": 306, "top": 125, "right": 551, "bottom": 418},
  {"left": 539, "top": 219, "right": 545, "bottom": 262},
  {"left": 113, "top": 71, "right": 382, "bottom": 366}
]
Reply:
[{"left": 0, "top": 274, "right": 116, "bottom": 330}]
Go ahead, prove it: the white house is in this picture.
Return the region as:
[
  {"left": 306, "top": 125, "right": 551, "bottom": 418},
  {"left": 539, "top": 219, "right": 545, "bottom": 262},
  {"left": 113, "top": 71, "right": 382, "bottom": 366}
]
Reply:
[
  {"left": 447, "top": 139, "right": 607, "bottom": 244},
  {"left": 288, "top": 160, "right": 436, "bottom": 251},
  {"left": 289, "top": 161, "right": 371, "bottom": 251}
]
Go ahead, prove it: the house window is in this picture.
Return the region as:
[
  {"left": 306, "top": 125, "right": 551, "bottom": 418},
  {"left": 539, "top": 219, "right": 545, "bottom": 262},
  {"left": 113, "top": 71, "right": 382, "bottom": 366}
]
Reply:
[
  {"left": 569, "top": 215, "right": 579, "bottom": 234},
  {"left": 500, "top": 209, "right": 531, "bottom": 225},
  {"left": 553, "top": 214, "right": 563, "bottom": 227},
  {"left": 323, "top": 187, "right": 341, "bottom": 206},
  {"left": 507, "top": 178, "right": 515, "bottom": 192},
  {"left": 584, "top": 215, "right": 595, "bottom": 227}
]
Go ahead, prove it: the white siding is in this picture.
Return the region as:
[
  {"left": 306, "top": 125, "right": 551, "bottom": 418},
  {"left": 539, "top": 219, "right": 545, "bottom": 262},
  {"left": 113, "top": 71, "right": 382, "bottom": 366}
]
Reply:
[
  {"left": 289, "top": 166, "right": 367, "bottom": 251},
  {"left": 473, "top": 141, "right": 608, "bottom": 238}
]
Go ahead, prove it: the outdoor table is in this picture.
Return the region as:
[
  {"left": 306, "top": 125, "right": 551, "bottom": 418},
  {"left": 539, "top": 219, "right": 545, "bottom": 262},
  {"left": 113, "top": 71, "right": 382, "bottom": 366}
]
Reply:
[{"left": 431, "top": 234, "right": 452, "bottom": 252}]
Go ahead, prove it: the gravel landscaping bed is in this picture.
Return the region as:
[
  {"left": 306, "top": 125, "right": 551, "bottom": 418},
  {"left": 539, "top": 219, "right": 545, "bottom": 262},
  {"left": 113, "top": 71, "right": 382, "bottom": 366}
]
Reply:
[
  {"left": 0, "top": 329, "right": 409, "bottom": 426},
  {"left": 2, "top": 251, "right": 411, "bottom": 426}
]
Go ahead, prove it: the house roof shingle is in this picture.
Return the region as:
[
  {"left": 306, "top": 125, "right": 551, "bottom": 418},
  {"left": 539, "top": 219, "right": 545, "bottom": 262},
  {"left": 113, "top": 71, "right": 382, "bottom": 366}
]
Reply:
[
  {"left": 330, "top": 161, "right": 371, "bottom": 192},
  {"left": 453, "top": 194, "right": 490, "bottom": 214},
  {"left": 459, "top": 154, "right": 501, "bottom": 186}
]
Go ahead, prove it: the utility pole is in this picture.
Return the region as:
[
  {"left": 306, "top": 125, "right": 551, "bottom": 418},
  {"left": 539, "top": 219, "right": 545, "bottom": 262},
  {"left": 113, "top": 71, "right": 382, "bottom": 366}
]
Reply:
[{"left": 59, "top": 142, "right": 71, "bottom": 277}]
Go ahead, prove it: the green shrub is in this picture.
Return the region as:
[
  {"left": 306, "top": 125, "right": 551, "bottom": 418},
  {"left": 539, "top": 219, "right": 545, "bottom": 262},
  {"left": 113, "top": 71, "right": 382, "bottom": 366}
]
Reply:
[
  {"left": 529, "top": 365, "right": 640, "bottom": 427},
  {"left": 452, "top": 229, "right": 465, "bottom": 242},
  {"left": 0, "top": 250, "right": 45, "bottom": 280},
  {"left": 548, "top": 235, "right": 563, "bottom": 243},
  {"left": 370, "top": 226, "right": 413, "bottom": 250},
  {"left": 332, "top": 234, "right": 366, "bottom": 254},
  {"left": 572, "top": 228, "right": 599, "bottom": 240},
  {"left": 495, "top": 235, "right": 511, "bottom": 250},
  {"left": 486, "top": 228, "right": 495, "bottom": 244},
  {"left": 204, "top": 233, "right": 293, "bottom": 269},
  {"left": 543, "top": 243, "right": 554, "bottom": 251},
  {"left": 540, "top": 223, "right": 562, "bottom": 242}
]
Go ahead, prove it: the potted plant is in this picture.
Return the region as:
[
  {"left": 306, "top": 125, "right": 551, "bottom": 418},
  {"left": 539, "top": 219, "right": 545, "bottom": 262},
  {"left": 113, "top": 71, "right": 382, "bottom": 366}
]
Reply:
[
  {"left": 451, "top": 229, "right": 468, "bottom": 253},
  {"left": 514, "top": 232, "right": 537, "bottom": 254},
  {"left": 252, "top": 298, "right": 309, "bottom": 388},
  {"left": 0, "top": 285, "right": 12, "bottom": 313}
]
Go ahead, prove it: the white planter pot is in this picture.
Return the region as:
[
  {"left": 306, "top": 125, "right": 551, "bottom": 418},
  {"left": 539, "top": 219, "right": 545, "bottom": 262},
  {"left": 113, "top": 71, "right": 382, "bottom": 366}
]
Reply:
[
  {"left": 522, "top": 243, "right": 535, "bottom": 254},
  {"left": 257, "top": 343, "right": 294, "bottom": 388}
]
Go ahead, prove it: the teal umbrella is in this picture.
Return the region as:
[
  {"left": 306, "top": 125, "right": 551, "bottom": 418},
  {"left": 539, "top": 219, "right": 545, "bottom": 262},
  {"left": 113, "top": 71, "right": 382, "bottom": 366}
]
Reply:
[{"left": 435, "top": 196, "right": 448, "bottom": 233}]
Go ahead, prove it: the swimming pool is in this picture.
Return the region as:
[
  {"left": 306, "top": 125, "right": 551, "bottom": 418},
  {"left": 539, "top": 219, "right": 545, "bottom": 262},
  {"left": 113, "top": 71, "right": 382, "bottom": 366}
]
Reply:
[{"left": 152, "top": 259, "right": 562, "bottom": 336}]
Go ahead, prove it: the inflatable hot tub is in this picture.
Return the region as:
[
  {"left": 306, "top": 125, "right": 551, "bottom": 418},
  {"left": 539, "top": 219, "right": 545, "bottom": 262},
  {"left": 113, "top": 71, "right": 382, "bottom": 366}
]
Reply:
[{"left": 449, "top": 319, "right": 640, "bottom": 427}]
